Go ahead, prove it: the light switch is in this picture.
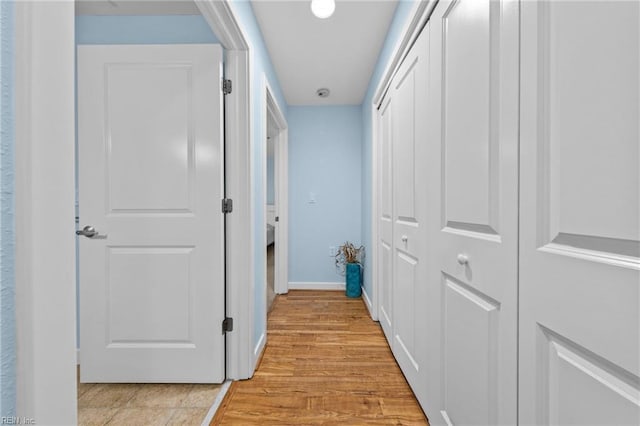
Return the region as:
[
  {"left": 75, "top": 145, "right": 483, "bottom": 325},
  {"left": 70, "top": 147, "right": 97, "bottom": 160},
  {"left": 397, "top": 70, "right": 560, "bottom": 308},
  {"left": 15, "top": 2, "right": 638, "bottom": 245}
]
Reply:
[{"left": 309, "top": 192, "right": 316, "bottom": 204}]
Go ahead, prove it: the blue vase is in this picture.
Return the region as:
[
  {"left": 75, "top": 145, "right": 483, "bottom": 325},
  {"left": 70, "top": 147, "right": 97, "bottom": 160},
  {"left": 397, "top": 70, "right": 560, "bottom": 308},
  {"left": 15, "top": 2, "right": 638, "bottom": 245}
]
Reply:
[{"left": 345, "top": 263, "right": 361, "bottom": 298}]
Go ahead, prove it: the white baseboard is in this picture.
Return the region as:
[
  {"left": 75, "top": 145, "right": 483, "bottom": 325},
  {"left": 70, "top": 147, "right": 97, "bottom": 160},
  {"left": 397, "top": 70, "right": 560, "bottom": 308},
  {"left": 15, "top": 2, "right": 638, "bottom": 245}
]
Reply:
[
  {"left": 288, "top": 281, "right": 345, "bottom": 290},
  {"left": 253, "top": 332, "right": 266, "bottom": 371},
  {"left": 201, "top": 380, "right": 232, "bottom": 426},
  {"left": 362, "top": 287, "right": 377, "bottom": 321}
]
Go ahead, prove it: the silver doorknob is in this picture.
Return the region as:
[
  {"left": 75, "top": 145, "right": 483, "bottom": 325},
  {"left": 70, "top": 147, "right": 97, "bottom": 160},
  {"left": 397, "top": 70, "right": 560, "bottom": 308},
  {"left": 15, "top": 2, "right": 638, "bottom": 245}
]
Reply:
[
  {"left": 457, "top": 254, "right": 469, "bottom": 265},
  {"left": 76, "top": 225, "right": 98, "bottom": 238}
]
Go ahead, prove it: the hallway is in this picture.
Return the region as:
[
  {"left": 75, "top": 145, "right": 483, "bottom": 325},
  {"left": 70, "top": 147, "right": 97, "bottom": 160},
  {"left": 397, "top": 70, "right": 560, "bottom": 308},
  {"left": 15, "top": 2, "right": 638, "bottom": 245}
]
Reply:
[{"left": 212, "top": 291, "right": 428, "bottom": 424}]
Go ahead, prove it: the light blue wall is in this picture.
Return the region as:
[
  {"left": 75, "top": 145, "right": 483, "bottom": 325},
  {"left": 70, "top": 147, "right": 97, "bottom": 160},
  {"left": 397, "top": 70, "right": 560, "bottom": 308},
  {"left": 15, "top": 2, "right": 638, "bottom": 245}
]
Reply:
[
  {"left": 289, "top": 106, "right": 362, "bottom": 283},
  {"left": 76, "top": 15, "right": 219, "bottom": 44},
  {"left": 227, "top": 1, "right": 288, "bottom": 348},
  {"left": 0, "top": 0, "right": 15, "bottom": 416},
  {"left": 75, "top": 15, "right": 221, "bottom": 348},
  {"left": 361, "top": 0, "right": 417, "bottom": 300}
]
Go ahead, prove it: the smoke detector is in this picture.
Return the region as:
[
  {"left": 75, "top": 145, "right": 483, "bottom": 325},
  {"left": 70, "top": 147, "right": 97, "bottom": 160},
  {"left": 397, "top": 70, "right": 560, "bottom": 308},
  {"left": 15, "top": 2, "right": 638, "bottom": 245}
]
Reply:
[{"left": 316, "top": 88, "right": 330, "bottom": 98}]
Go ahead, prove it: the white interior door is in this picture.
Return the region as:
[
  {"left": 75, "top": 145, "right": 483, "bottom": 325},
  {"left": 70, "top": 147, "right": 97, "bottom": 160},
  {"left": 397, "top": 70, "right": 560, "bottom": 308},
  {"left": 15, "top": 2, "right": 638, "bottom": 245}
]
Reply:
[
  {"left": 390, "top": 25, "right": 430, "bottom": 404},
  {"left": 426, "top": 0, "right": 520, "bottom": 424},
  {"left": 78, "top": 44, "right": 225, "bottom": 383},
  {"left": 377, "top": 96, "right": 394, "bottom": 342},
  {"left": 519, "top": 1, "right": 640, "bottom": 424}
]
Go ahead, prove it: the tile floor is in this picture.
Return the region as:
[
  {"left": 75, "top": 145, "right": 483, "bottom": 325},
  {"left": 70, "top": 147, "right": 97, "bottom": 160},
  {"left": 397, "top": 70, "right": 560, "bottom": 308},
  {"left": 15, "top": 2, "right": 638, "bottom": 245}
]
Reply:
[{"left": 77, "top": 371, "right": 222, "bottom": 426}]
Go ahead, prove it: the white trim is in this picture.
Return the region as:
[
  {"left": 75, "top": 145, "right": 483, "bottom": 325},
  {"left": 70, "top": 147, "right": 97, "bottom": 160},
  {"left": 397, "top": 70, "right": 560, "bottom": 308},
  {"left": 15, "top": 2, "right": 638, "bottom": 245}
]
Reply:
[
  {"left": 200, "top": 380, "right": 232, "bottom": 426},
  {"left": 259, "top": 76, "right": 268, "bottom": 369},
  {"left": 196, "top": 0, "right": 248, "bottom": 50},
  {"left": 223, "top": 49, "right": 253, "bottom": 381},
  {"left": 361, "top": 286, "right": 375, "bottom": 319},
  {"left": 15, "top": 1, "right": 77, "bottom": 423},
  {"left": 197, "top": 1, "right": 254, "bottom": 380},
  {"left": 276, "top": 129, "right": 289, "bottom": 294},
  {"left": 288, "top": 282, "right": 346, "bottom": 291},
  {"left": 369, "top": 105, "right": 380, "bottom": 321},
  {"left": 370, "top": 1, "right": 436, "bottom": 326},
  {"left": 372, "top": 0, "right": 437, "bottom": 107},
  {"left": 253, "top": 332, "right": 267, "bottom": 371}
]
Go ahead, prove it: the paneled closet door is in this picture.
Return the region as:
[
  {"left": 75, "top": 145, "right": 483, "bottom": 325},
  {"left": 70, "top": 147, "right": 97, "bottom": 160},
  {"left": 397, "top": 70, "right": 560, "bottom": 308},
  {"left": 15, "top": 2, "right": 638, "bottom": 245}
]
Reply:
[
  {"left": 519, "top": 1, "right": 640, "bottom": 424},
  {"left": 378, "top": 96, "right": 394, "bottom": 343},
  {"left": 390, "top": 23, "right": 430, "bottom": 405},
  {"left": 426, "top": 0, "right": 520, "bottom": 424}
]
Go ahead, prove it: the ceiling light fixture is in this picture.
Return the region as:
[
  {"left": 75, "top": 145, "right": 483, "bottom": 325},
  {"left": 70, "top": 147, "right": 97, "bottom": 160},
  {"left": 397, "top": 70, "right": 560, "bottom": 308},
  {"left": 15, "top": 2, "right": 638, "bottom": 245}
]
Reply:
[{"left": 311, "top": 0, "right": 335, "bottom": 19}]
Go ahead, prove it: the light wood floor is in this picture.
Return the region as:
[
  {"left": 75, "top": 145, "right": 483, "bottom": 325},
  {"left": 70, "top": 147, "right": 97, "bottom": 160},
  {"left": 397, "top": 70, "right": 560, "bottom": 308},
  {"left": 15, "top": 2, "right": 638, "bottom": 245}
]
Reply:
[{"left": 212, "top": 290, "right": 429, "bottom": 425}]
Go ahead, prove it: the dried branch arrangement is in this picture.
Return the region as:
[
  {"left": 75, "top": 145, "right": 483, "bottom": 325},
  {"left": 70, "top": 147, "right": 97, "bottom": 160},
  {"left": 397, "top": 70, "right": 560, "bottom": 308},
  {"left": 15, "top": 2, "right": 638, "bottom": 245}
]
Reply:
[{"left": 334, "top": 241, "right": 365, "bottom": 275}]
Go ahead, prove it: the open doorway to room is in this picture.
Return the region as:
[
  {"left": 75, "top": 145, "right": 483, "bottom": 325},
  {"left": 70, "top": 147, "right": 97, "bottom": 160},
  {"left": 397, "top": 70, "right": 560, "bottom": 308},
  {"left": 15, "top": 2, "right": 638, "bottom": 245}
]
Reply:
[
  {"left": 75, "top": 38, "right": 225, "bottom": 426},
  {"left": 266, "top": 123, "right": 277, "bottom": 312},
  {"left": 73, "top": 3, "right": 232, "bottom": 425},
  {"left": 15, "top": 0, "right": 254, "bottom": 422},
  {"left": 263, "top": 80, "right": 289, "bottom": 318}
]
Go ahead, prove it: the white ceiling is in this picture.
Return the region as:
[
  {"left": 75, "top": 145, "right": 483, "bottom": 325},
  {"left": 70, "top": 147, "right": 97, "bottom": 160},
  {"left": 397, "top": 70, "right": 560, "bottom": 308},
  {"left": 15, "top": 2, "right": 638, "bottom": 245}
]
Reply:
[{"left": 251, "top": 0, "right": 398, "bottom": 105}]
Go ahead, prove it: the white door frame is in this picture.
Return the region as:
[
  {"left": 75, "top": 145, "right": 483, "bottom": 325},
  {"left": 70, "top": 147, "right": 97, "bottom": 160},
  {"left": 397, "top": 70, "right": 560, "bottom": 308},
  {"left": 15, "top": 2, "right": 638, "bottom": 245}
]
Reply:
[
  {"left": 197, "top": 0, "right": 255, "bottom": 382},
  {"left": 369, "top": 0, "right": 435, "bottom": 322},
  {"left": 15, "top": 1, "right": 77, "bottom": 423},
  {"left": 368, "top": 105, "right": 380, "bottom": 320},
  {"left": 263, "top": 76, "right": 289, "bottom": 296},
  {"left": 15, "top": 0, "right": 256, "bottom": 421}
]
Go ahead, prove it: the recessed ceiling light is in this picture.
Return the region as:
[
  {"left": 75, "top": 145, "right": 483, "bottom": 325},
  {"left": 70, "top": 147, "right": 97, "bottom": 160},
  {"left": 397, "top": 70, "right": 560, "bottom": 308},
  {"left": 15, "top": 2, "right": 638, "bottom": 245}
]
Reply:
[
  {"left": 311, "top": 0, "right": 335, "bottom": 19},
  {"left": 316, "top": 88, "right": 330, "bottom": 98}
]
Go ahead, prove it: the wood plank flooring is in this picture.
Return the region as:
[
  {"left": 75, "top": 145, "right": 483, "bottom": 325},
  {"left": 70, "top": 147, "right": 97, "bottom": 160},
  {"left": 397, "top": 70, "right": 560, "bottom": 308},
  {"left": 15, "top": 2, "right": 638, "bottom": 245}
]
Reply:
[{"left": 212, "top": 290, "right": 429, "bottom": 425}]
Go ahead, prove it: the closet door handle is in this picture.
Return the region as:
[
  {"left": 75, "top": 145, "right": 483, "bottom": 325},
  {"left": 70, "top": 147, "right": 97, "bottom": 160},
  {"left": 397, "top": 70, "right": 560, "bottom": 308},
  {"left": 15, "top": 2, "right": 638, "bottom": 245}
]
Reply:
[
  {"left": 457, "top": 254, "right": 469, "bottom": 265},
  {"left": 401, "top": 235, "right": 408, "bottom": 243},
  {"left": 76, "top": 225, "right": 98, "bottom": 238}
]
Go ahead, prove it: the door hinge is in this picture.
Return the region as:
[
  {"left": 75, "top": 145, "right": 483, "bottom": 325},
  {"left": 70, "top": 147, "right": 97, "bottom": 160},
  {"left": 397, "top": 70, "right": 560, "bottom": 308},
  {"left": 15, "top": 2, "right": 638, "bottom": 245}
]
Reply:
[
  {"left": 222, "top": 317, "right": 234, "bottom": 334},
  {"left": 223, "top": 79, "right": 232, "bottom": 95},
  {"left": 222, "top": 198, "right": 233, "bottom": 214}
]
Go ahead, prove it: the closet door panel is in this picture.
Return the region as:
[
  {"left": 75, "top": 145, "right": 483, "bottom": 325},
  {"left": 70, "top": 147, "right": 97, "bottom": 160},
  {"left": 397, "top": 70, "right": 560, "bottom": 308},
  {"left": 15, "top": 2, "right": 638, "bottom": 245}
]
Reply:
[
  {"left": 442, "top": 0, "right": 497, "bottom": 232},
  {"left": 443, "top": 275, "right": 499, "bottom": 425},
  {"left": 378, "top": 98, "right": 394, "bottom": 341},
  {"left": 427, "top": 0, "right": 520, "bottom": 424},
  {"left": 519, "top": 1, "right": 640, "bottom": 424},
  {"left": 391, "top": 24, "right": 431, "bottom": 407}
]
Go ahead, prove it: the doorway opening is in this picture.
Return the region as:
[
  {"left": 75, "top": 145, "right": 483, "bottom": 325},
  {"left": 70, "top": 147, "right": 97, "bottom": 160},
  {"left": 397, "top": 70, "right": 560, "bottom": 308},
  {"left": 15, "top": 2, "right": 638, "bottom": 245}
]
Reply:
[
  {"left": 14, "top": 1, "right": 256, "bottom": 422},
  {"left": 266, "top": 129, "right": 277, "bottom": 312},
  {"left": 262, "top": 78, "right": 289, "bottom": 320}
]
